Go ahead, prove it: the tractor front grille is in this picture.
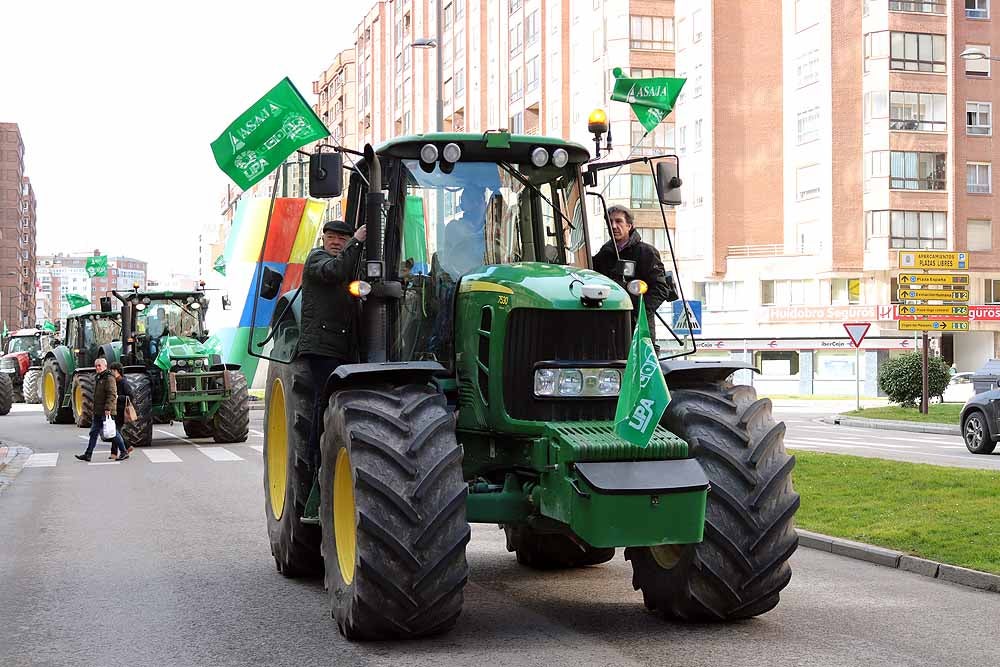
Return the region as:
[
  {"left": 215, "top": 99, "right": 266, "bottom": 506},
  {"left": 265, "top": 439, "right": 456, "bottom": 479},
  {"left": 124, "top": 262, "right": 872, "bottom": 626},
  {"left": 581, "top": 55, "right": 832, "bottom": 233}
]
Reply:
[{"left": 502, "top": 308, "right": 631, "bottom": 422}]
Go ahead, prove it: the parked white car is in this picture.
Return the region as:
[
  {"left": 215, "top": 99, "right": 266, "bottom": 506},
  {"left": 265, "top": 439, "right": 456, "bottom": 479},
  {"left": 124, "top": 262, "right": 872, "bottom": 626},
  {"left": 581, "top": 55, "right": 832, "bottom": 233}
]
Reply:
[{"left": 940, "top": 372, "right": 976, "bottom": 403}]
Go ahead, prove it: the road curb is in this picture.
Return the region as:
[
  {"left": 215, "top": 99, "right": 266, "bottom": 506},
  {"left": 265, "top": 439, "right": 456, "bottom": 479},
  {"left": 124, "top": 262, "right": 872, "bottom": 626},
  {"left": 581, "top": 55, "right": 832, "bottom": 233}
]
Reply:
[
  {"left": 820, "top": 415, "right": 961, "bottom": 436},
  {"left": 0, "top": 444, "right": 34, "bottom": 497},
  {"left": 797, "top": 529, "right": 999, "bottom": 593}
]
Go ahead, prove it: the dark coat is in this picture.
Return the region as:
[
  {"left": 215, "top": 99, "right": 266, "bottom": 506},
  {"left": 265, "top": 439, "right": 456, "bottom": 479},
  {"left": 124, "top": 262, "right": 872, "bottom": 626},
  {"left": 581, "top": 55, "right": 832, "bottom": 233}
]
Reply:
[
  {"left": 93, "top": 370, "right": 117, "bottom": 416},
  {"left": 593, "top": 229, "right": 676, "bottom": 342},
  {"left": 298, "top": 241, "right": 364, "bottom": 360},
  {"left": 114, "top": 375, "right": 133, "bottom": 429}
]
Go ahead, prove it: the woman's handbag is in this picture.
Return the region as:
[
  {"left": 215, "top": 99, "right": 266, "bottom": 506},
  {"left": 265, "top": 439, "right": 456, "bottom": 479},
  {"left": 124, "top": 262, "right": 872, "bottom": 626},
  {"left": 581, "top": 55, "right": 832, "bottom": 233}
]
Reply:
[{"left": 124, "top": 397, "right": 138, "bottom": 424}]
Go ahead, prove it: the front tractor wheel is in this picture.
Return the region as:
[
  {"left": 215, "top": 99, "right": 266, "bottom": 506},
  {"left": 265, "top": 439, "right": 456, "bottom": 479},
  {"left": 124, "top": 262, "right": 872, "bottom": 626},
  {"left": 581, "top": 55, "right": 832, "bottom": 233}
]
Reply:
[
  {"left": 213, "top": 370, "right": 249, "bottom": 443},
  {"left": 71, "top": 373, "right": 95, "bottom": 428},
  {"left": 320, "top": 384, "right": 470, "bottom": 640},
  {"left": 0, "top": 373, "right": 12, "bottom": 416},
  {"left": 182, "top": 419, "right": 214, "bottom": 439},
  {"left": 122, "top": 373, "right": 153, "bottom": 448},
  {"left": 625, "top": 381, "right": 799, "bottom": 622},
  {"left": 41, "top": 359, "right": 72, "bottom": 424},
  {"left": 23, "top": 369, "right": 41, "bottom": 405},
  {"left": 263, "top": 359, "right": 322, "bottom": 578}
]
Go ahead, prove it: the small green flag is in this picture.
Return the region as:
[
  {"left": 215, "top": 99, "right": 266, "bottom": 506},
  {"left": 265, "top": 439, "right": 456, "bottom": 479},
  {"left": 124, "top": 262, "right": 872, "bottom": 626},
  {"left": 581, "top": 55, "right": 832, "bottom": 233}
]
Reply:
[
  {"left": 65, "top": 293, "right": 91, "bottom": 310},
  {"left": 42, "top": 320, "right": 57, "bottom": 332},
  {"left": 613, "top": 297, "right": 670, "bottom": 448},
  {"left": 213, "top": 255, "right": 227, "bottom": 276},
  {"left": 609, "top": 67, "right": 686, "bottom": 133},
  {"left": 2, "top": 321, "right": 7, "bottom": 338},
  {"left": 211, "top": 77, "right": 330, "bottom": 190},
  {"left": 85, "top": 255, "right": 108, "bottom": 278}
]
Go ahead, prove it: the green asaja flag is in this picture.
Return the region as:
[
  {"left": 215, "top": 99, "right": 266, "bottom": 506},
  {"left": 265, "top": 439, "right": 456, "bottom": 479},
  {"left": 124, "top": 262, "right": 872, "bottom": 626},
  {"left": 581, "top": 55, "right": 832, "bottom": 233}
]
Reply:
[
  {"left": 609, "top": 67, "right": 686, "bottom": 133},
  {"left": 1, "top": 321, "right": 7, "bottom": 338},
  {"left": 213, "top": 255, "right": 227, "bottom": 277},
  {"left": 211, "top": 77, "right": 330, "bottom": 190},
  {"left": 65, "top": 293, "right": 91, "bottom": 310},
  {"left": 614, "top": 296, "right": 670, "bottom": 448},
  {"left": 85, "top": 255, "right": 108, "bottom": 278},
  {"left": 42, "top": 320, "right": 57, "bottom": 332}
]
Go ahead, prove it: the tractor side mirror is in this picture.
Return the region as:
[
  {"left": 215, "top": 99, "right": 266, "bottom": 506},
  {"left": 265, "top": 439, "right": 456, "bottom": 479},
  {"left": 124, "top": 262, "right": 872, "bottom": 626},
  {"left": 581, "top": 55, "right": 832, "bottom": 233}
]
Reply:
[
  {"left": 656, "top": 161, "right": 682, "bottom": 206},
  {"left": 616, "top": 260, "right": 637, "bottom": 279},
  {"left": 221, "top": 294, "right": 232, "bottom": 311},
  {"left": 259, "top": 267, "right": 284, "bottom": 300},
  {"left": 309, "top": 151, "right": 343, "bottom": 198}
]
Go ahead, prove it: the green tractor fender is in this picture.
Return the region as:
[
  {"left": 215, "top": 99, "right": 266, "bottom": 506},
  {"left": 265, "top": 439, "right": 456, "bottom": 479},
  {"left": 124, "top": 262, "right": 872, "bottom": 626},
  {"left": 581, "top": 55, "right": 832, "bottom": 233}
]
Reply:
[
  {"left": 44, "top": 346, "right": 76, "bottom": 378},
  {"left": 320, "top": 360, "right": 445, "bottom": 403},
  {"left": 659, "top": 358, "right": 757, "bottom": 386}
]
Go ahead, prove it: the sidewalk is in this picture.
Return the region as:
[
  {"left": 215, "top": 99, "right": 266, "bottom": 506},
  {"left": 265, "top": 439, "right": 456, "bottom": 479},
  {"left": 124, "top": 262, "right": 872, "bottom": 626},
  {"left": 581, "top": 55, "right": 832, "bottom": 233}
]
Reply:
[
  {"left": 0, "top": 444, "right": 34, "bottom": 496},
  {"left": 820, "top": 415, "right": 961, "bottom": 436}
]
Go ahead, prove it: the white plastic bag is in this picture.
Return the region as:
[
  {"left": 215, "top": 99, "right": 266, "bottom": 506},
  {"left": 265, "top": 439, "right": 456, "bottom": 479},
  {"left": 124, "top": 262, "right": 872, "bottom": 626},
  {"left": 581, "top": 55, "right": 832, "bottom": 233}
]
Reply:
[{"left": 101, "top": 418, "right": 117, "bottom": 442}]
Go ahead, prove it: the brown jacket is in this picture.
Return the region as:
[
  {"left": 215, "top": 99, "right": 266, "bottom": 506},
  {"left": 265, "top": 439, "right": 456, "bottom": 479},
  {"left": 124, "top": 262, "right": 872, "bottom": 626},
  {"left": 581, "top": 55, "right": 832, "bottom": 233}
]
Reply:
[{"left": 93, "top": 370, "right": 117, "bottom": 415}]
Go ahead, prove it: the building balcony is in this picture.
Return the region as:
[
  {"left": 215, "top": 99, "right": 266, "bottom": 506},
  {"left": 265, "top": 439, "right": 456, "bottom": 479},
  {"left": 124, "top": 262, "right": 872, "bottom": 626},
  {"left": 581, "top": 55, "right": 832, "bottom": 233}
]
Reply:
[{"left": 727, "top": 244, "right": 786, "bottom": 258}]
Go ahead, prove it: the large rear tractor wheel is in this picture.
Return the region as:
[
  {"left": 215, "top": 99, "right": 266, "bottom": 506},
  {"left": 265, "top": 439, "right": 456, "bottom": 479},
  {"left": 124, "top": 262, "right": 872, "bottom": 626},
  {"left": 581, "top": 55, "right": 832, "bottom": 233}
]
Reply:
[
  {"left": 213, "top": 370, "right": 249, "bottom": 443},
  {"left": 23, "top": 369, "right": 40, "bottom": 405},
  {"left": 0, "top": 373, "right": 12, "bottom": 415},
  {"left": 503, "top": 524, "right": 615, "bottom": 569},
  {"left": 625, "top": 381, "right": 799, "bottom": 622},
  {"left": 320, "top": 384, "right": 469, "bottom": 640},
  {"left": 41, "top": 359, "right": 72, "bottom": 424},
  {"left": 264, "top": 359, "right": 322, "bottom": 578},
  {"left": 71, "top": 372, "right": 95, "bottom": 429},
  {"left": 122, "top": 373, "right": 153, "bottom": 448},
  {"left": 183, "top": 419, "right": 214, "bottom": 439}
]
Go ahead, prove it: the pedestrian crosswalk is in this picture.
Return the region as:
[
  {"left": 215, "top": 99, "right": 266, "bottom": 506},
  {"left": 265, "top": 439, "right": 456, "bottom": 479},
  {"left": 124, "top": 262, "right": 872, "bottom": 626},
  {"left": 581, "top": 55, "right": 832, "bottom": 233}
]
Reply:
[{"left": 22, "top": 444, "right": 263, "bottom": 469}]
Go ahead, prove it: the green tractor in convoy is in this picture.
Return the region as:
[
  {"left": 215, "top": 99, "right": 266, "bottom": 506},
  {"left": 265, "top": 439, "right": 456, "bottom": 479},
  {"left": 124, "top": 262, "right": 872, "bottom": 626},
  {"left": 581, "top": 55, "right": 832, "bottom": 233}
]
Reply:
[
  {"left": 111, "top": 288, "right": 249, "bottom": 447},
  {"left": 252, "top": 130, "right": 799, "bottom": 640},
  {"left": 40, "top": 306, "right": 123, "bottom": 425}
]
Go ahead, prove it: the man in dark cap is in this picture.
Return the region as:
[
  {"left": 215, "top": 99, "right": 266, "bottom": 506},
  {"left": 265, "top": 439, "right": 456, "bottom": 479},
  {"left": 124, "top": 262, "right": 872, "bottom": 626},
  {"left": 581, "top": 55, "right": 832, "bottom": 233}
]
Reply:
[
  {"left": 300, "top": 219, "right": 367, "bottom": 457},
  {"left": 593, "top": 205, "right": 676, "bottom": 345}
]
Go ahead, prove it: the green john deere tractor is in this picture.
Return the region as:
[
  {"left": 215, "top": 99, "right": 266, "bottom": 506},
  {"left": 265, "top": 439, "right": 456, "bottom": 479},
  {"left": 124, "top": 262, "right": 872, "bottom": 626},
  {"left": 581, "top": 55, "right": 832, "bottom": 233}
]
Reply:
[
  {"left": 112, "top": 288, "right": 249, "bottom": 447},
  {"left": 252, "top": 132, "right": 798, "bottom": 640},
  {"left": 40, "top": 307, "right": 122, "bottom": 425}
]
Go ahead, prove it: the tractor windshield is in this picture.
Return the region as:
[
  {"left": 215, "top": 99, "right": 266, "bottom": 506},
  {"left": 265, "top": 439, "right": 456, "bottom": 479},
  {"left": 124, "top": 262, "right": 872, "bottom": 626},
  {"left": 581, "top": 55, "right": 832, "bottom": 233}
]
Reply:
[
  {"left": 396, "top": 159, "right": 588, "bottom": 281},
  {"left": 7, "top": 336, "right": 39, "bottom": 355},
  {"left": 136, "top": 300, "right": 204, "bottom": 340}
]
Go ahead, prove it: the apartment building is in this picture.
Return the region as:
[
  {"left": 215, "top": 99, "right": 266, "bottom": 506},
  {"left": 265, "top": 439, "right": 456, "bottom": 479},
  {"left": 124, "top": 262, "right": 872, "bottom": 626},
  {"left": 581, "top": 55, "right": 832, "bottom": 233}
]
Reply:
[
  {"left": 0, "top": 123, "right": 37, "bottom": 329},
  {"left": 36, "top": 251, "right": 148, "bottom": 322}
]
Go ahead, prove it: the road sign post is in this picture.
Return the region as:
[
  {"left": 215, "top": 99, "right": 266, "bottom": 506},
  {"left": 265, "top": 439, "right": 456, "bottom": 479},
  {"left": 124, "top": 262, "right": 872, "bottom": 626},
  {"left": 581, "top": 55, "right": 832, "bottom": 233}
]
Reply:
[
  {"left": 843, "top": 322, "right": 871, "bottom": 412},
  {"left": 922, "top": 332, "right": 929, "bottom": 415}
]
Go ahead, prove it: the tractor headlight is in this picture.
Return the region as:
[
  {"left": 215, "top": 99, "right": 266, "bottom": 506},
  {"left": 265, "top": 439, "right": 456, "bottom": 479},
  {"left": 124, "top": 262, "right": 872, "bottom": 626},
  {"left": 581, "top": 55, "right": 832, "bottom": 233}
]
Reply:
[
  {"left": 442, "top": 142, "right": 462, "bottom": 163},
  {"left": 534, "top": 367, "right": 622, "bottom": 398},
  {"left": 419, "top": 143, "right": 439, "bottom": 163},
  {"left": 530, "top": 147, "right": 549, "bottom": 167},
  {"left": 552, "top": 148, "right": 569, "bottom": 168},
  {"left": 177, "top": 359, "right": 188, "bottom": 367}
]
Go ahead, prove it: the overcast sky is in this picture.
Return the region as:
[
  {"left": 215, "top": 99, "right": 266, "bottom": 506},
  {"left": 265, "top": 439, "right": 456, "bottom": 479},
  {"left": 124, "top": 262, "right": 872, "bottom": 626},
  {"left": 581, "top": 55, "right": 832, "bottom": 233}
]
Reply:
[{"left": 0, "top": 1, "right": 368, "bottom": 279}]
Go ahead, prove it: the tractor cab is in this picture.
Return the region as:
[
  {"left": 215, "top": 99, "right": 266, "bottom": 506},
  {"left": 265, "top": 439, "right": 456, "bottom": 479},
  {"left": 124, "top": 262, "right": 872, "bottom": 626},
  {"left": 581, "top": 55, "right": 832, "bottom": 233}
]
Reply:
[{"left": 118, "top": 290, "right": 210, "bottom": 367}]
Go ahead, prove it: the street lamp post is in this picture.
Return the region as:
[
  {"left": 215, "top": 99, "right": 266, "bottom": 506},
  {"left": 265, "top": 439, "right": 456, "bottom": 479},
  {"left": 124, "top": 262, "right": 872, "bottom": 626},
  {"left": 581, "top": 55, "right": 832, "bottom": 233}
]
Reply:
[
  {"left": 960, "top": 47, "right": 1000, "bottom": 63},
  {"left": 412, "top": 0, "right": 444, "bottom": 132}
]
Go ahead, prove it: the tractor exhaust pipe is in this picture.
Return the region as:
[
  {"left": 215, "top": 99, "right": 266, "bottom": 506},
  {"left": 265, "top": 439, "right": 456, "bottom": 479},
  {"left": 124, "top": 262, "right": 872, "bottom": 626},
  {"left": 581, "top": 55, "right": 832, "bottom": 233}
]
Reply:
[{"left": 362, "top": 144, "right": 387, "bottom": 363}]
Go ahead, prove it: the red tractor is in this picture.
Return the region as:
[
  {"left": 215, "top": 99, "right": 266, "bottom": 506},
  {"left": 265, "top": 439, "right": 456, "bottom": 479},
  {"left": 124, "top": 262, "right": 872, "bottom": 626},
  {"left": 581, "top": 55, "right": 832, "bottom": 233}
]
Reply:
[{"left": 1, "top": 327, "right": 54, "bottom": 406}]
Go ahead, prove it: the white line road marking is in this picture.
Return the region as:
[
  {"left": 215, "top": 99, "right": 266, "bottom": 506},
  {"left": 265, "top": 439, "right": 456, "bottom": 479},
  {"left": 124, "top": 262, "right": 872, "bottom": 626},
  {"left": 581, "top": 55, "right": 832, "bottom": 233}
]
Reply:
[
  {"left": 250, "top": 429, "right": 264, "bottom": 437},
  {"left": 142, "top": 448, "right": 183, "bottom": 463},
  {"left": 248, "top": 444, "right": 263, "bottom": 453},
  {"left": 155, "top": 428, "right": 199, "bottom": 447},
  {"left": 197, "top": 447, "right": 244, "bottom": 462},
  {"left": 786, "top": 440, "right": 986, "bottom": 463},
  {"left": 788, "top": 437, "right": 915, "bottom": 450},
  {"left": 25, "top": 453, "right": 59, "bottom": 467},
  {"left": 88, "top": 462, "right": 121, "bottom": 466}
]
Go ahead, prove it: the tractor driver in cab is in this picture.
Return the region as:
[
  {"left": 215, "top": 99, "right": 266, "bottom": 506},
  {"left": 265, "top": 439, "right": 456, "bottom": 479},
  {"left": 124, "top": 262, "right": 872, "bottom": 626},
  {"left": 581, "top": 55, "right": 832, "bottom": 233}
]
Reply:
[
  {"left": 147, "top": 307, "right": 169, "bottom": 358},
  {"left": 441, "top": 187, "right": 489, "bottom": 279},
  {"left": 593, "top": 204, "right": 676, "bottom": 345},
  {"left": 300, "top": 219, "right": 367, "bottom": 462}
]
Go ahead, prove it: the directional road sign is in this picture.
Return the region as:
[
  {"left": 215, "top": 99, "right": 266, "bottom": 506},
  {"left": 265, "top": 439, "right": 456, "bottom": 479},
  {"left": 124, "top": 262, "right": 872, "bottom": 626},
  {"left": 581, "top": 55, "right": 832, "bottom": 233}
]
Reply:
[
  {"left": 898, "top": 320, "right": 971, "bottom": 332},
  {"left": 897, "top": 289, "right": 970, "bottom": 302},
  {"left": 898, "top": 251, "right": 969, "bottom": 270},
  {"left": 898, "top": 305, "right": 970, "bottom": 316},
  {"left": 843, "top": 322, "right": 871, "bottom": 348},
  {"left": 897, "top": 273, "right": 970, "bottom": 285}
]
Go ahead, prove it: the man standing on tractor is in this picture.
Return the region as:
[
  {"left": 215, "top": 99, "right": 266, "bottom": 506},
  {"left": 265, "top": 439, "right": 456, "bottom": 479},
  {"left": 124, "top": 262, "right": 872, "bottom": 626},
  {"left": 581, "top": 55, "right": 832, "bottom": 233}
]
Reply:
[
  {"left": 593, "top": 204, "right": 675, "bottom": 345},
  {"left": 300, "top": 220, "right": 367, "bottom": 459},
  {"left": 74, "top": 357, "right": 126, "bottom": 462}
]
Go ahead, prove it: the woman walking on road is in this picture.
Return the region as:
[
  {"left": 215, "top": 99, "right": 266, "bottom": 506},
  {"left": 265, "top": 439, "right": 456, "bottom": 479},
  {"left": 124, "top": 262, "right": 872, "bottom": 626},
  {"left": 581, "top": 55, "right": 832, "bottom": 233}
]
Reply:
[{"left": 109, "top": 362, "right": 133, "bottom": 461}]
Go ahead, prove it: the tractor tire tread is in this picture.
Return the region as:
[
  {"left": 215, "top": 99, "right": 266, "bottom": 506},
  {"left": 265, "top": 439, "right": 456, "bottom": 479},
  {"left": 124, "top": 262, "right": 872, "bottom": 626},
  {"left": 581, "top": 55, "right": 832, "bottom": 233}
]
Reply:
[
  {"left": 122, "top": 373, "right": 153, "bottom": 448},
  {"left": 72, "top": 372, "right": 95, "bottom": 429},
  {"left": 0, "top": 373, "right": 12, "bottom": 416},
  {"left": 183, "top": 419, "right": 214, "bottom": 439},
  {"left": 22, "top": 369, "right": 41, "bottom": 405},
  {"left": 41, "top": 359, "right": 73, "bottom": 424},
  {"left": 213, "top": 371, "right": 249, "bottom": 443},
  {"left": 321, "top": 384, "right": 468, "bottom": 640},
  {"left": 625, "top": 381, "right": 798, "bottom": 622}
]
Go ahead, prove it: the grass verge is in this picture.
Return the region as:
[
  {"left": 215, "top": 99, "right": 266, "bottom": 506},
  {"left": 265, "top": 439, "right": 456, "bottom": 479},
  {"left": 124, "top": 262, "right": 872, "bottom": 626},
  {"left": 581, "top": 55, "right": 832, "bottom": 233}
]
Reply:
[
  {"left": 790, "top": 450, "right": 1000, "bottom": 574},
  {"left": 842, "top": 403, "right": 962, "bottom": 424}
]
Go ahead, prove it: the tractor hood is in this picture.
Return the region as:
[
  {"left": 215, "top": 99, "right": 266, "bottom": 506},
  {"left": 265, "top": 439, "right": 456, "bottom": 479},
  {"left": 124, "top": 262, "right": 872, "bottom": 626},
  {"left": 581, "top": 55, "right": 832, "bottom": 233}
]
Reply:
[
  {"left": 0, "top": 351, "right": 29, "bottom": 376},
  {"left": 154, "top": 335, "right": 221, "bottom": 372},
  {"left": 458, "top": 263, "right": 632, "bottom": 311}
]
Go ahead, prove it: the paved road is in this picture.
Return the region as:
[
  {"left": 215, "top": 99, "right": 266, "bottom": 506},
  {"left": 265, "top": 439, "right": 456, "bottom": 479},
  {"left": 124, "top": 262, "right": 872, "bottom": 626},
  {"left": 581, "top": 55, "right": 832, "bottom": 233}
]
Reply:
[
  {"left": 771, "top": 401, "right": 1000, "bottom": 471},
  {"left": 1, "top": 403, "right": 998, "bottom": 666}
]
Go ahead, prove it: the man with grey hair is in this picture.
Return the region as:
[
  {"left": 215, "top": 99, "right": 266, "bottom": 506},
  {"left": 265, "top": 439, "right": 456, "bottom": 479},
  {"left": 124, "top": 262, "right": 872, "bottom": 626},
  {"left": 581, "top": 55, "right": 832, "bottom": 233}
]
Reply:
[{"left": 593, "top": 204, "right": 675, "bottom": 344}]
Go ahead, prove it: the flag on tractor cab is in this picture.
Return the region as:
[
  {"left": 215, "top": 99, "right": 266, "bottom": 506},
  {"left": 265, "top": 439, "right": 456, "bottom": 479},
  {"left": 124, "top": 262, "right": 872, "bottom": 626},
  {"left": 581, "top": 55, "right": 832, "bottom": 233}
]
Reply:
[
  {"left": 213, "top": 255, "right": 226, "bottom": 276},
  {"left": 613, "top": 296, "right": 670, "bottom": 447},
  {"left": 211, "top": 77, "right": 330, "bottom": 190},
  {"left": 1, "top": 321, "right": 7, "bottom": 338},
  {"left": 42, "top": 320, "right": 56, "bottom": 332},
  {"left": 609, "top": 67, "right": 686, "bottom": 132},
  {"left": 65, "top": 293, "right": 90, "bottom": 310},
  {"left": 85, "top": 255, "right": 108, "bottom": 278}
]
